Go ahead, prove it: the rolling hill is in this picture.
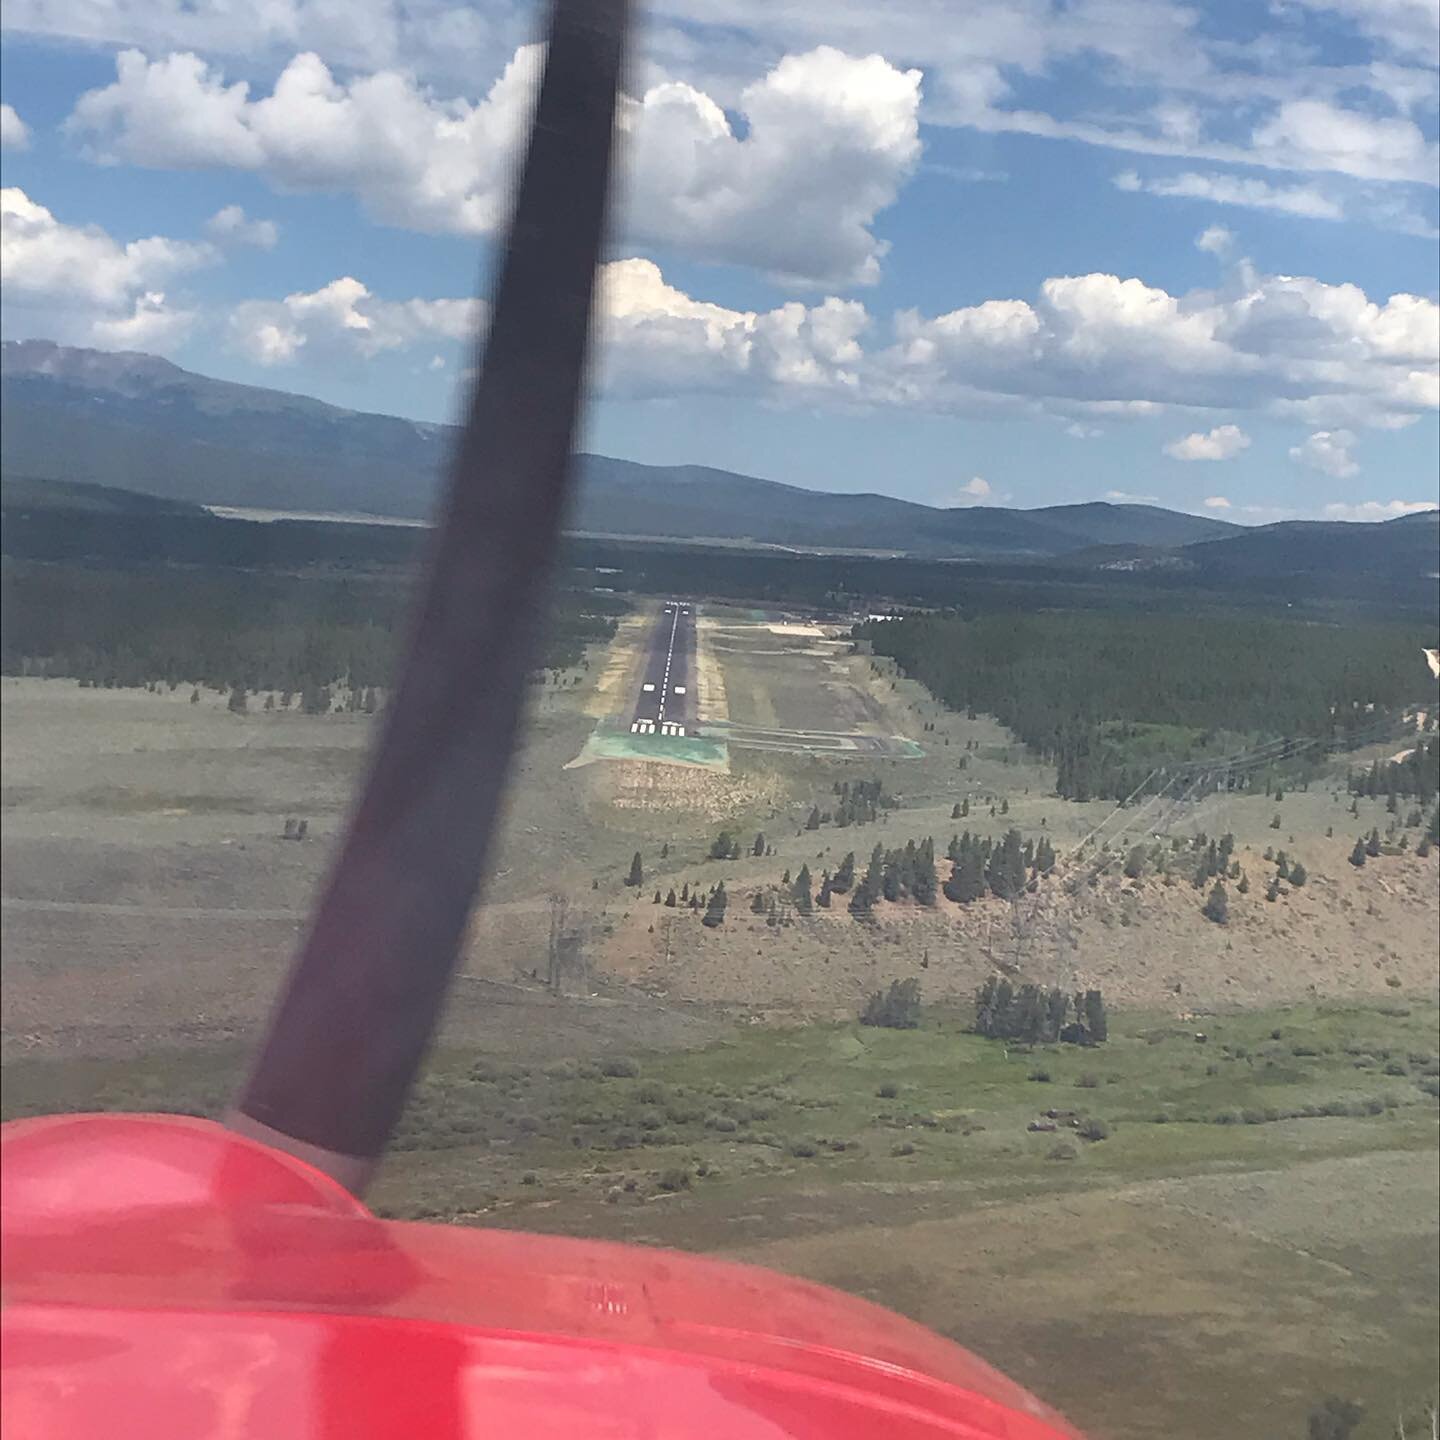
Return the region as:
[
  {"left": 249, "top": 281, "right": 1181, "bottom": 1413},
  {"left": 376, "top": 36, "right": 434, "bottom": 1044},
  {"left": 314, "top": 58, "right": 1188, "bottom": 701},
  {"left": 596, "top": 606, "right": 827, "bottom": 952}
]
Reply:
[{"left": 2, "top": 340, "right": 1239, "bottom": 558}]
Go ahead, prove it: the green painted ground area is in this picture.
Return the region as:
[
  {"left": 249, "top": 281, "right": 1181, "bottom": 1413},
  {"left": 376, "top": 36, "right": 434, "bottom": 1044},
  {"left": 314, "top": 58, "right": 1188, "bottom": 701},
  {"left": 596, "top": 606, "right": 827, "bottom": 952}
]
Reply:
[{"left": 567, "top": 722, "right": 729, "bottom": 769}]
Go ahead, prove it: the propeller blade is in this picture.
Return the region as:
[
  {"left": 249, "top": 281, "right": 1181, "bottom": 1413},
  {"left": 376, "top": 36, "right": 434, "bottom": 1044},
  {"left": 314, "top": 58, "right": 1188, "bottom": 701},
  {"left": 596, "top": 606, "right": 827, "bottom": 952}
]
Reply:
[{"left": 230, "top": 0, "right": 630, "bottom": 1191}]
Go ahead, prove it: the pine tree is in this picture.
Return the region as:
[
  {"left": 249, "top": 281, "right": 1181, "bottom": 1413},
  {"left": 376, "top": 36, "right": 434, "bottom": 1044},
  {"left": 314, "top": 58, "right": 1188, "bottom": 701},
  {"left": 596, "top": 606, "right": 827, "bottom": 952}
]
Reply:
[
  {"left": 1044, "top": 988, "right": 1070, "bottom": 1043},
  {"left": 944, "top": 847, "right": 986, "bottom": 904},
  {"left": 710, "top": 832, "right": 736, "bottom": 860},
  {"left": 1083, "top": 990, "right": 1108, "bottom": 1044},
  {"left": 832, "top": 851, "right": 856, "bottom": 893},
  {"left": 987, "top": 829, "right": 1027, "bottom": 901},
  {"left": 1237, "top": 872, "right": 1251, "bottom": 894},
  {"left": 806, "top": 807, "right": 821, "bottom": 831},
  {"left": 816, "top": 872, "right": 833, "bottom": 908},
  {"left": 1365, "top": 828, "right": 1382, "bottom": 857},
  {"left": 665, "top": 888, "right": 677, "bottom": 907},
  {"left": 227, "top": 684, "right": 247, "bottom": 714},
  {"left": 301, "top": 683, "right": 331, "bottom": 716},
  {"left": 1289, "top": 862, "right": 1307, "bottom": 886},
  {"left": 951, "top": 802, "right": 962, "bottom": 819},
  {"left": 652, "top": 889, "right": 661, "bottom": 904},
  {"left": 961, "top": 797, "right": 970, "bottom": 817},
  {"left": 1123, "top": 845, "right": 1146, "bottom": 880},
  {"left": 750, "top": 892, "right": 767, "bottom": 914},
  {"left": 792, "top": 864, "right": 813, "bottom": 915},
  {"left": 263, "top": 692, "right": 276, "bottom": 711},
  {"left": 702, "top": 883, "right": 728, "bottom": 928},
  {"left": 912, "top": 838, "right": 937, "bottom": 906},
  {"left": 1265, "top": 878, "right": 1281, "bottom": 902},
  {"left": 626, "top": 852, "right": 644, "bottom": 887},
  {"left": 1000, "top": 798, "right": 1009, "bottom": 815},
  {"left": 781, "top": 868, "right": 791, "bottom": 886},
  {"left": 661, "top": 842, "right": 669, "bottom": 859},
  {"left": 864, "top": 844, "right": 885, "bottom": 894},
  {"left": 1202, "top": 880, "right": 1229, "bottom": 925},
  {"left": 861, "top": 978, "right": 921, "bottom": 1029},
  {"left": 189, "top": 688, "right": 200, "bottom": 704},
  {"left": 1349, "top": 839, "right": 1367, "bottom": 868},
  {"left": 752, "top": 832, "right": 766, "bottom": 856},
  {"left": 680, "top": 882, "right": 690, "bottom": 902}
]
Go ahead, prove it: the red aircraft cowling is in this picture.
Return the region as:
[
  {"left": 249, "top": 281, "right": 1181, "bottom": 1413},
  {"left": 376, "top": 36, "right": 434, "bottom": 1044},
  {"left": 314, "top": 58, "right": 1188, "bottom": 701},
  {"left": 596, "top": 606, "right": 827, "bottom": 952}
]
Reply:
[{"left": 2, "top": 1113, "right": 1084, "bottom": 1439}]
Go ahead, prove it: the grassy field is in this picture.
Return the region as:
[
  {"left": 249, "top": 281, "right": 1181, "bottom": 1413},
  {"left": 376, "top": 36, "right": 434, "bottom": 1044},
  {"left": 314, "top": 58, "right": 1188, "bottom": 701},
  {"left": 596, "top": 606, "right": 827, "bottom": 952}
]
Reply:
[{"left": 5, "top": 999, "right": 1436, "bottom": 1439}]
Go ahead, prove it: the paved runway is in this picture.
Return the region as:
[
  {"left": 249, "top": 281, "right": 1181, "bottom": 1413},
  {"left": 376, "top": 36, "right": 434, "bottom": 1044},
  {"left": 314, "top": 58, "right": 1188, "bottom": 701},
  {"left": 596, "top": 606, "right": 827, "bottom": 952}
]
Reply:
[{"left": 630, "top": 601, "right": 695, "bottom": 737}]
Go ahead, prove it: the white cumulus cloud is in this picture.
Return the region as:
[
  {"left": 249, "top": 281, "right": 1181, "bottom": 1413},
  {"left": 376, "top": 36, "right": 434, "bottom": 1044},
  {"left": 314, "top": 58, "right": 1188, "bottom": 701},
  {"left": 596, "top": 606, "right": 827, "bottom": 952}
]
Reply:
[
  {"left": 1195, "top": 224, "right": 1235, "bottom": 254},
  {"left": 1203, "top": 495, "right": 1233, "bottom": 509},
  {"left": 1164, "top": 424, "right": 1252, "bottom": 460},
  {"left": 1250, "top": 98, "right": 1438, "bottom": 184},
  {"left": 1321, "top": 498, "right": 1439, "bottom": 521},
  {"left": 1290, "top": 428, "right": 1361, "bottom": 477},
  {"left": 205, "top": 204, "right": 278, "bottom": 248},
  {"left": 1, "top": 103, "right": 30, "bottom": 150},
  {"left": 65, "top": 43, "right": 922, "bottom": 287},
  {"left": 0, "top": 186, "right": 212, "bottom": 347},
  {"left": 229, "top": 276, "right": 483, "bottom": 366}
]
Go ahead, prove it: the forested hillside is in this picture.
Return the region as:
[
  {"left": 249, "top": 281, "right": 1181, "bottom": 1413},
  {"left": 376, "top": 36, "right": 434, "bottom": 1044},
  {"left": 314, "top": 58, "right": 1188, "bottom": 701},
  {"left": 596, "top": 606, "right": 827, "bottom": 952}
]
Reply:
[
  {"left": 863, "top": 612, "right": 1437, "bottom": 800},
  {"left": 1, "top": 562, "right": 624, "bottom": 699}
]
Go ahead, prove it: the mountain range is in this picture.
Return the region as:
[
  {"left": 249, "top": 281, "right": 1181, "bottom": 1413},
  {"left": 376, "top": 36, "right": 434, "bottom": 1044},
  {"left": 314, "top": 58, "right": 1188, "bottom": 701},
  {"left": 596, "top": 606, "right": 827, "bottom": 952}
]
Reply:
[
  {"left": 2, "top": 340, "right": 1240, "bottom": 558},
  {"left": 2, "top": 341, "right": 1435, "bottom": 590}
]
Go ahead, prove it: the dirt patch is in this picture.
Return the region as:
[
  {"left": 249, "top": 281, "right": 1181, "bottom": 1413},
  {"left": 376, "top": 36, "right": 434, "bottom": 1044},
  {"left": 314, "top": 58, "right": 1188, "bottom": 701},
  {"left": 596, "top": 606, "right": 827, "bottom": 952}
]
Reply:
[{"left": 583, "top": 611, "right": 649, "bottom": 719}]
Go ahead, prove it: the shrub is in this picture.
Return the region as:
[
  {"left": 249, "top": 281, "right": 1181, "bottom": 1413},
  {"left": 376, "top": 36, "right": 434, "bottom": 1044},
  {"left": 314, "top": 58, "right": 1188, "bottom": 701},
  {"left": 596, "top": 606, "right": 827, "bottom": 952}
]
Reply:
[
  {"left": 521, "top": 1172, "right": 539, "bottom": 1186},
  {"left": 1384, "top": 1061, "right": 1409, "bottom": 1077},
  {"left": 1047, "top": 1140, "right": 1080, "bottom": 1161},
  {"left": 1417, "top": 1076, "right": 1440, "bottom": 1098},
  {"left": 876, "top": 1082, "right": 900, "bottom": 1099},
  {"left": 1077, "top": 1118, "right": 1111, "bottom": 1141},
  {"left": 634, "top": 1080, "right": 669, "bottom": 1104},
  {"left": 704, "top": 1113, "right": 738, "bottom": 1133},
  {"left": 891, "top": 1141, "right": 916, "bottom": 1157},
  {"left": 600, "top": 1056, "right": 640, "bottom": 1079},
  {"left": 1075, "top": 1073, "right": 1099, "bottom": 1088},
  {"left": 656, "top": 1167, "right": 692, "bottom": 1193},
  {"left": 789, "top": 1139, "right": 819, "bottom": 1158}
]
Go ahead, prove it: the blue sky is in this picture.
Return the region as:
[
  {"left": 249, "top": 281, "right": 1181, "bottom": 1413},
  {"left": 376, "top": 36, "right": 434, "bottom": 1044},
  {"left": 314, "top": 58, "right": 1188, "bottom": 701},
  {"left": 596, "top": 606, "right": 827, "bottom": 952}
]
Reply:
[{"left": 2, "top": 0, "right": 1437, "bottom": 520}]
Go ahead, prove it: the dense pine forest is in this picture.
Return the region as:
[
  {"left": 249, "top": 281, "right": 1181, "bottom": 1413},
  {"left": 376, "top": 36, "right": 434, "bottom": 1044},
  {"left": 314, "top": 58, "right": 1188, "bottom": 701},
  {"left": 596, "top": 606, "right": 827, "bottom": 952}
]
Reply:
[
  {"left": 1, "top": 560, "right": 623, "bottom": 695},
  {"left": 862, "top": 612, "right": 1437, "bottom": 801}
]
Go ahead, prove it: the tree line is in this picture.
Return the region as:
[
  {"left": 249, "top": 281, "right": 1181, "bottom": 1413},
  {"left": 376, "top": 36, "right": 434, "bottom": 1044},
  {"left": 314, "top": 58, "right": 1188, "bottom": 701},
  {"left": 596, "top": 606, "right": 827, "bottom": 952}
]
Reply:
[
  {"left": 1347, "top": 738, "right": 1440, "bottom": 801},
  {"left": 1, "top": 559, "right": 621, "bottom": 696},
  {"left": 861, "top": 611, "right": 1433, "bottom": 801},
  {"left": 742, "top": 824, "right": 1060, "bottom": 922}
]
